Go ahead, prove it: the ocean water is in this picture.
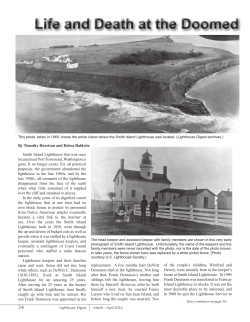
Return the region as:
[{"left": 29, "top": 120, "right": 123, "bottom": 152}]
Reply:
[
  {"left": 16, "top": 77, "right": 238, "bottom": 133},
  {"left": 16, "top": 35, "right": 239, "bottom": 133},
  {"left": 187, "top": 66, "right": 239, "bottom": 118}
]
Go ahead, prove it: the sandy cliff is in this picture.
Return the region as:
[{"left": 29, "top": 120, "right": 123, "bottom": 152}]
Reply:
[
  {"left": 16, "top": 57, "right": 239, "bottom": 115},
  {"left": 16, "top": 66, "right": 175, "bottom": 103},
  {"left": 170, "top": 57, "right": 239, "bottom": 115}
]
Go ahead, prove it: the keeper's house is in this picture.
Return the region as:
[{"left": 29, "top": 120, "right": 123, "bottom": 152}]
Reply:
[
  {"left": 67, "top": 62, "right": 78, "bottom": 69},
  {"left": 178, "top": 189, "right": 215, "bottom": 208},
  {"left": 113, "top": 150, "right": 216, "bottom": 209},
  {"left": 217, "top": 190, "right": 232, "bottom": 210},
  {"left": 159, "top": 188, "right": 216, "bottom": 208},
  {"left": 113, "top": 150, "right": 171, "bottom": 204}
]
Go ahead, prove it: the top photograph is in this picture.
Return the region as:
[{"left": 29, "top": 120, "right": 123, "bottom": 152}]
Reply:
[{"left": 16, "top": 35, "right": 239, "bottom": 133}]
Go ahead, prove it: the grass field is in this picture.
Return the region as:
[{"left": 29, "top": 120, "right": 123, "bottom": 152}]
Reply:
[
  {"left": 91, "top": 212, "right": 232, "bottom": 235},
  {"left": 16, "top": 37, "right": 236, "bottom": 84}
]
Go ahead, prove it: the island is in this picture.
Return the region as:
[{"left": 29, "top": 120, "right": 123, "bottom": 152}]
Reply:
[{"left": 16, "top": 37, "right": 239, "bottom": 115}]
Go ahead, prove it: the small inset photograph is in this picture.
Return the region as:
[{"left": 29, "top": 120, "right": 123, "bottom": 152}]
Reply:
[
  {"left": 16, "top": 35, "right": 239, "bottom": 133},
  {"left": 91, "top": 147, "right": 232, "bottom": 235}
]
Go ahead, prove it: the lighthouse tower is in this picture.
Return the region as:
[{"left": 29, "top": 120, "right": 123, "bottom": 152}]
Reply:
[{"left": 140, "top": 150, "right": 153, "bottom": 180}]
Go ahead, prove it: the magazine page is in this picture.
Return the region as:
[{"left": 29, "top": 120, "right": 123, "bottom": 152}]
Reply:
[{"left": 1, "top": 0, "right": 249, "bottom": 321}]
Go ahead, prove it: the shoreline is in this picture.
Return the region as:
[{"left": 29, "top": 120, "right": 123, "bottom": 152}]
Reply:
[
  {"left": 186, "top": 65, "right": 239, "bottom": 117},
  {"left": 169, "top": 57, "right": 239, "bottom": 115},
  {"left": 16, "top": 57, "right": 239, "bottom": 116},
  {"left": 16, "top": 82, "right": 238, "bottom": 133}
]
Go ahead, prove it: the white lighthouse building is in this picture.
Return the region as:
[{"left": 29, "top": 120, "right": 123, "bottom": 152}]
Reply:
[
  {"left": 113, "top": 150, "right": 171, "bottom": 206},
  {"left": 112, "top": 150, "right": 216, "bottom": 209},
  {"left": 139, "top": 150, "right": 154, "bottom": 180}
]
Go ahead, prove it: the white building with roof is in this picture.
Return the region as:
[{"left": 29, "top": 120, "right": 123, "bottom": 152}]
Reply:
[
  {"left": 113, "top": 150, "right": 216, "bottom": 209},
  {"left": 113, "top": 150, "right": 171, "bottom": 205},
  {"left": 18, "top": 60, "right": 33, "bottom": 65},
  {"left": 171, "top": 188, "right": 215, "bottom": 208},
  {"left": 67, "top": 62, "right": 78, "bottom": 69},
  {"left": 217, "top": 190, "right": 232, "bottom": 210}
]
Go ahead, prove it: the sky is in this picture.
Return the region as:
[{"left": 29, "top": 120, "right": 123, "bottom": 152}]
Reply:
[
  {"left": 16, "top": 35, "right": 161, "bottom": 49},
  {"left": 91, "top": 147, "right": 232, "bottom": 200},
  {"left": 16, "top": 35, "right": 239, "bottom": 55}
]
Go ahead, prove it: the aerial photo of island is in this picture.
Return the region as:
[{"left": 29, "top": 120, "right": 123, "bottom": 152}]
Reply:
[{"left": 16, "top": 35, "right": 239, "bottom": 133}]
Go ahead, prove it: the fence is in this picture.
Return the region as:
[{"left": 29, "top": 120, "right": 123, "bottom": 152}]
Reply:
[
  {"left": 113, "top": 200, "right": 135, "bottom": 212},
  {"left": 91, "top": 199, "right": 113, "bottom": 213},
  {"left": 134, "top": 204, "right": 232, "bottom": 228}
]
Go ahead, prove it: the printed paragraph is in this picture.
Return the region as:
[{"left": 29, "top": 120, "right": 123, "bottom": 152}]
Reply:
[
  {"left": 91, "top": 263, "right": 159, "bottom": 302},
  {"left": 91, "top": 237, "right": 232, "bottom": 259},
  {"left": 17, "top": 152, "right": 87, "bottom": 256},
  {"left": 18, "top": 258, "right": 86, "bottom": 302},
  {"left": 164, "top": 263, "right": 232, "bottom": 297}
]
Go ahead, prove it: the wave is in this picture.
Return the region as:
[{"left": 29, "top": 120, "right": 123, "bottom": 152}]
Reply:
[{"left": 16, "top": 82, "right": 238, "bottom": 133}]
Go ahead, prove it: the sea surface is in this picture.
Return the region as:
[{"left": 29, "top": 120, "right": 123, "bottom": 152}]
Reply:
[
  {"left": 16, "top": 36, "right": 239, "bottom": 133},
  {"left": 187, "top": 65, "right": 239, "bottom": 118}
]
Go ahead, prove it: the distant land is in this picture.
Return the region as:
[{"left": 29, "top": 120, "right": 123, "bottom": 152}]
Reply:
[
  {"left": 16, "top": 36, "right": 239, "bottom": 115},
  {"left": 200, "top": 35, "right": 239, "bottom": 41},
  {"left": 49, "top": 45, "right": 74, "bottom": 48}
]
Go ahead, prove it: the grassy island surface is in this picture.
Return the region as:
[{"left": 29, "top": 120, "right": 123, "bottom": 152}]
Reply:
[{"left": 16, "top": 36, "right": 239, "bottom": 115}]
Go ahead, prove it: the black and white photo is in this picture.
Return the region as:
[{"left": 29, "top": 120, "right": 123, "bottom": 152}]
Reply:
[
  {"left": 91, "top": 147, "right": 232, "bottom": 235},
  {"left": 16, "top": 35, "right": 239, "bottom": 133}
]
